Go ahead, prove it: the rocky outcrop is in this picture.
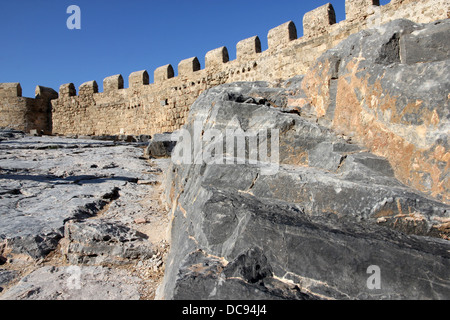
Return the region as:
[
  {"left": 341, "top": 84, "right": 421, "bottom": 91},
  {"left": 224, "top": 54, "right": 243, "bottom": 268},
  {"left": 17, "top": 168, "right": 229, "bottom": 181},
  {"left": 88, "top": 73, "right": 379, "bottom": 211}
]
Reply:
[
  {"left": 301, "top": 19, "right": 450, "bottom": 204},
  {"left": 0, "top": 270, "right": 16, "bottom": 293},
  {"left": 158, "top": 19, "right": 450, "bottom": 300}
]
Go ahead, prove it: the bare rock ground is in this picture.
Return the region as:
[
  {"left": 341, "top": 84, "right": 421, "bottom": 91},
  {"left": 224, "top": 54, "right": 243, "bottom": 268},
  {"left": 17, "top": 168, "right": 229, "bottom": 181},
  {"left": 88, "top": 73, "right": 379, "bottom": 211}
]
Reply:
[{"left": 0, "top": 133, "right": 170, "bottom": 300}]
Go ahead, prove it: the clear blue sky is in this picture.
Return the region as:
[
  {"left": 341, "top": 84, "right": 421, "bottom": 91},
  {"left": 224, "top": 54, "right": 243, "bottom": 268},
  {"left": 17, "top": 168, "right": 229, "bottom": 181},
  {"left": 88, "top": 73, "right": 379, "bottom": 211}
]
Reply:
[{"left": 0, "top": 0, "right": 390, "bottom": 97}]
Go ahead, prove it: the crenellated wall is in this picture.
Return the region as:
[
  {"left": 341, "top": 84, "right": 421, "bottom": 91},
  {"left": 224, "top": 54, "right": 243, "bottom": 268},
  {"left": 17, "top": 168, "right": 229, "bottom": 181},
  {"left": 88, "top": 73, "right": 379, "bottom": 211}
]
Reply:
[{"left": 2, "top": 0, "right": 448, "bottom": 135}]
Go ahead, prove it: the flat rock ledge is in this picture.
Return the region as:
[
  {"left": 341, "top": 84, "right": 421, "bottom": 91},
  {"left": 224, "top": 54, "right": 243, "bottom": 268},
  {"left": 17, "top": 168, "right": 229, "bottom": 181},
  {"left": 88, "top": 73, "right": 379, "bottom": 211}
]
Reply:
[{"left": 0, "top": 266, "right": 142, "bottom": 300}]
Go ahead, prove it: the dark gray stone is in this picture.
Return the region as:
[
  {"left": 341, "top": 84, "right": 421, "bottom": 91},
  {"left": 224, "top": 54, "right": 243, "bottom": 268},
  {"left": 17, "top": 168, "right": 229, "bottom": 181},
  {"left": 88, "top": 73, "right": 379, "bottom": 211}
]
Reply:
[
  {"left": 144, "top": 133, "right": 177, "bottom": 158},
  {"left": 0, "top": 136, "right": 158, "bottom": 259},
  {"left": 172, "top": 249, "right": 317, "bottom": 300},
  {"left": 223, "top": 247, "right": 273, "bottom": 283},
  {"left": 400, "top": 20, "right": 450, "bottom": 65},
  {"left": 0, "top": 128, "right": 25, "bottom": 142}
]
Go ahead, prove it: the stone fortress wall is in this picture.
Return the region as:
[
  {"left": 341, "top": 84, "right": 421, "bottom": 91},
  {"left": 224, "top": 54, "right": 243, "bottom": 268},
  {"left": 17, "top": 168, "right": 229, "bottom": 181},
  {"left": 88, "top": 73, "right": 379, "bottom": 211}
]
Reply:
[
  {"left": 1, "top": 0, "right": 449, "bottom": 136},
  {"left": 0, "top": 83, "right": 57, "bottom": 133}
]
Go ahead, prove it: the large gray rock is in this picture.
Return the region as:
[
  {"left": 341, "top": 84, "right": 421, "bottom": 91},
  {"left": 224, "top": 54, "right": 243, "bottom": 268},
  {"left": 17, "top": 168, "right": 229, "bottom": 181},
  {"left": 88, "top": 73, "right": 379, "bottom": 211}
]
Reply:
[
  {"left": 158, "top": 78, "right": 449, "bottom": 299},
  {"left": 144, "top": 133, "right": 177, "bottom": 158},
  {"left": 172, "top": 249, "right": 317, "bottom": 300},
  {"left": 165, "top": 187, "right": 449, "bottom": 300},
  {"left": 0, "top": 128, "right": 25, "bottom": 142}
]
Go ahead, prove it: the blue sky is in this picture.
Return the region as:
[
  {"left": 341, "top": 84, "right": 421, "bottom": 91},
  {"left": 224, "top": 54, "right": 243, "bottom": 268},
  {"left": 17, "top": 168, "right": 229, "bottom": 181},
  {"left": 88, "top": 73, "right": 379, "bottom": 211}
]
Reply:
[{"left": 0, "top": 0, "right": 390, "bottom": 97}]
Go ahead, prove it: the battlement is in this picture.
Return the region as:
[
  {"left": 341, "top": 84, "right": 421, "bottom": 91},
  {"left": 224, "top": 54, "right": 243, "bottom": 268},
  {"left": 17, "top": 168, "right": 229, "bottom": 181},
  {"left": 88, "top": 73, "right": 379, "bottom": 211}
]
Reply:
[
  {"left": 236, "top": 36, "right": 261, "bottom": 61},
  {"left": 129, "top": 70, "right": 149, "bottom": 88},
  {"left": 79, "top": 81, "right": 98, "bottom": 96},
  {"left": 0, "top": 83, "right": 22, "bottom": 98},
  {"left": 44, "top": 0, "right": 448, "bottom": 99},
  {"left": 303, "top": 3, "right": 336, "bottom": 38},
  {"left": 205, "top": 46, "right": 230, "bottom": 69},
  {"left": 178, "top": 57, "right": 201, "bottom": 76},
  {"left": 346, "top": 0, "right": 380, "bottom": 22},
  {"left": 268, "top": 21, "right": 297, "bottom": 49},
  {"left": 35, "top": 86, "right": 58, "bottom": 101},
  {"left": 104, "top": 74, "right": 124, "bottom": 93},
  {"left": 154, "top": 64, "right": 175, "bottom": 83},
  {"left": 59, "top": 83, "right": 76, "bottom": 97}
]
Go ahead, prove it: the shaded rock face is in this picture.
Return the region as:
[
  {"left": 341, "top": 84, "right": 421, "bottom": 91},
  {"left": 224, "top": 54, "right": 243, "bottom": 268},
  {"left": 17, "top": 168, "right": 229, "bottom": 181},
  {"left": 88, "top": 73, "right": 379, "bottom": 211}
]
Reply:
[
  {"left": 61, "top": 219, "right": 154, "bottom": 265},
  {"left": 301, "top": 19, "right": 450, "bottom": 204},
  {"left": 159, "top": 20, "right": 450, "bottom": 300},
  {"left": 0, "top": 270, "right": 17, "bottom": 293}
]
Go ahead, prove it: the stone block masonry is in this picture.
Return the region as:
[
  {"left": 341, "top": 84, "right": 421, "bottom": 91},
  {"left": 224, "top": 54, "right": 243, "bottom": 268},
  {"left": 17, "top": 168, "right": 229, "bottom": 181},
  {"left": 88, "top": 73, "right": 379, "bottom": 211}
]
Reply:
[
  {"left": 0, "top": 83, "right": 57, "bottom": 133},
  {"left": 1, "top": 0, "right": 448, "bottom": 136}
]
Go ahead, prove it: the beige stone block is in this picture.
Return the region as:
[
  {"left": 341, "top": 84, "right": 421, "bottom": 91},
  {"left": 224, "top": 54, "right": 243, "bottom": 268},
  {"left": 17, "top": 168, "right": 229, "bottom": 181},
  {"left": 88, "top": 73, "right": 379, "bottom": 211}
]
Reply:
[
  {"left": 345, "top": 0, "right": 380, "bottom": 21},
  {"left": 79, "top": 81, "right": 98, "bottom": 96},
  {"left": 268, "top": 21, "right": 297, "bottom": 49},
  {"left": 0, "top": 83, "right": 22, "bottom": 97},
  {"left": 129, "top": 70, "right": 149, "bottom": 88}
]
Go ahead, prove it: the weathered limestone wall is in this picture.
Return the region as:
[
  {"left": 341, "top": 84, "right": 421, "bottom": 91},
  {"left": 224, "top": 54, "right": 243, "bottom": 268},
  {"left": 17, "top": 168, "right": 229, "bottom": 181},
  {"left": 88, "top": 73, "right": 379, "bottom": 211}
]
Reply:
[
  {"left": 0, "top": 83, "right": 57, "bottom": 133},
  {"left": 49, "top": 0, "right": 449, "bottom": 136}
]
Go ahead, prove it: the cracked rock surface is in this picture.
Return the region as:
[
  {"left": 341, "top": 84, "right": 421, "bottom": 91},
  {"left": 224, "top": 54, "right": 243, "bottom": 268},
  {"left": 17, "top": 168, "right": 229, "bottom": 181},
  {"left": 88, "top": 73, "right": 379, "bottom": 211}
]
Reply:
[{"left": 0, "top": 134, "right": 170, "bottom": 300}]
